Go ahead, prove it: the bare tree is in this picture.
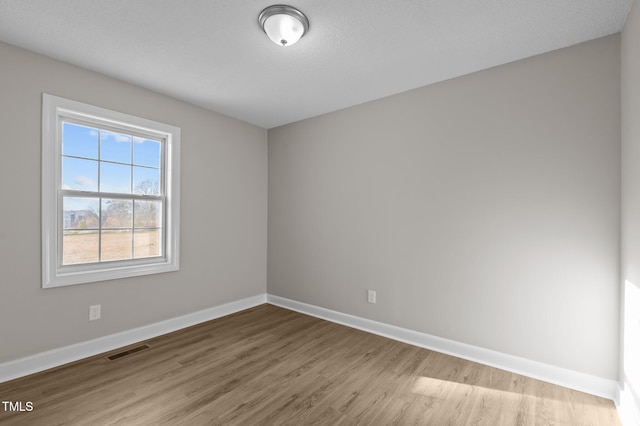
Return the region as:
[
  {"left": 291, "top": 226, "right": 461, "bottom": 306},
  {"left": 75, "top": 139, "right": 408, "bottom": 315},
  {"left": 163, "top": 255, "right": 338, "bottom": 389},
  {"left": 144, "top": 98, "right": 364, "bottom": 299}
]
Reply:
[
  {"left": 134, "top": 179, "right": 160, "bottom": 228},
  {"left": 102, "top": 200, "right": 132, "bottom": 228},
  {"left": 135, "top": 179, "right": 159, "bottom": 196}
]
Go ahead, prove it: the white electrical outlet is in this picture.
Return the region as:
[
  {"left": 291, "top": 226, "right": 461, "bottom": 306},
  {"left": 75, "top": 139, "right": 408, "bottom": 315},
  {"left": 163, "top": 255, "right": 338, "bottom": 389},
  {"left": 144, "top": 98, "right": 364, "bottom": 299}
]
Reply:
[
  {"left": 367, "top": 290, "right": 376, "bottom": 304},
  {"left": 89, "top": 304, "right": 101, "bottom": 321}
]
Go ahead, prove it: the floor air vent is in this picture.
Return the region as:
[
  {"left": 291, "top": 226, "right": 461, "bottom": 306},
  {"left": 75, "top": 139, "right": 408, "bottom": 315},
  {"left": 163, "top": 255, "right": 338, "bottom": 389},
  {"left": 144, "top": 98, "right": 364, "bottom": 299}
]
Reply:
[{"left": 107, "top": 344, "right": 150, "bottom": 361}]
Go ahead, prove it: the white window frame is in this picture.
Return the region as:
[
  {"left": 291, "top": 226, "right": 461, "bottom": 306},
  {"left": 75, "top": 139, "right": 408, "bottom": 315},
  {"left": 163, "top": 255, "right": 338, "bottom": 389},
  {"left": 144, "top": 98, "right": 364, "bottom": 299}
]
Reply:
[{"left": 42, "top": 93, "right": 180, "bottom": 288}]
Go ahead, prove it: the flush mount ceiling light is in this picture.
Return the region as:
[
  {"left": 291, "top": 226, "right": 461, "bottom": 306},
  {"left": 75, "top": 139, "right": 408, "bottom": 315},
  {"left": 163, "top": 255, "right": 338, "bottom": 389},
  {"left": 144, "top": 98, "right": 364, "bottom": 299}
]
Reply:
[{"left": 258, "top": 5, "right": 309, "bottom": 47}]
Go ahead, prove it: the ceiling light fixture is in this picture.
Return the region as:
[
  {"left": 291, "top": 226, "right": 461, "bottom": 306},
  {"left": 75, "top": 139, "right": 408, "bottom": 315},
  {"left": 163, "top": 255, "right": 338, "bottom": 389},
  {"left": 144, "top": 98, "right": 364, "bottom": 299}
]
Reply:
[{"left": 258, "top": 5, "right": 309, "bottom": 47}]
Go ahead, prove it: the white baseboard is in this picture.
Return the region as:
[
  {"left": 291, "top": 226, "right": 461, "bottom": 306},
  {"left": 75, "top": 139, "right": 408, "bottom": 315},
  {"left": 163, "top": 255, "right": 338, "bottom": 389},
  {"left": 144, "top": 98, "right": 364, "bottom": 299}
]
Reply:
[
  {"left": 1, "top": 292, "right": 620, "bottom": 406},
  {"left": 617, "top": 383, "right": 640, "bottom": 426},
  {"left": 0, "top": 294, "right": 266, "bottom": 384},
  {"left": 267, "top": 294, "right": 618, "bottom": 402}
]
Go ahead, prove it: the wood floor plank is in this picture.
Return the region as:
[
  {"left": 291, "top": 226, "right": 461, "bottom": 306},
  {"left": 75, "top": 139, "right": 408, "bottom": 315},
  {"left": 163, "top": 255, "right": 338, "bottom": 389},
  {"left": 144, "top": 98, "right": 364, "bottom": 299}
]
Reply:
[{"left": 0, "top": 304, "right": 621, "bottom": 425}]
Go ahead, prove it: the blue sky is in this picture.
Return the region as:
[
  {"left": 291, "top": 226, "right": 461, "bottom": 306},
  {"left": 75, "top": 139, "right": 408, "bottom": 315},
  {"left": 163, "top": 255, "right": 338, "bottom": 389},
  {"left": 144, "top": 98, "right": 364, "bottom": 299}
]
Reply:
[{"left": 62, "top": 122, "right": 161, "bottom": 212}]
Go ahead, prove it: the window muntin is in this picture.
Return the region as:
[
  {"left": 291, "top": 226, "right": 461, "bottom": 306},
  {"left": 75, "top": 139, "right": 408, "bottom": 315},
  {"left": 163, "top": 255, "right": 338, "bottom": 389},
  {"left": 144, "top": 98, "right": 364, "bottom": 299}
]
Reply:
[{"left": 43, "top": 94, "right": 180, "bottom": 288}]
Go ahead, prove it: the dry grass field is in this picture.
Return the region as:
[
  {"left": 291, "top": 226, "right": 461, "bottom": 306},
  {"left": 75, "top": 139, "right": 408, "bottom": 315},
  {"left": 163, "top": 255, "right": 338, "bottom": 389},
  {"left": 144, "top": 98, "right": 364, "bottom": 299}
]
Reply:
[{"left": 63, "top": 229, "right": 160, "bottom": 264}]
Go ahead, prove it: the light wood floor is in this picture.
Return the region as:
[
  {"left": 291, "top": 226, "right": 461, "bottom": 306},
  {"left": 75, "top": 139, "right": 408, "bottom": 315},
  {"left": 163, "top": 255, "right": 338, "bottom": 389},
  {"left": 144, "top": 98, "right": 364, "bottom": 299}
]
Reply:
[{"left": 0, "top": 304, "right": 620, "bottom": 425}]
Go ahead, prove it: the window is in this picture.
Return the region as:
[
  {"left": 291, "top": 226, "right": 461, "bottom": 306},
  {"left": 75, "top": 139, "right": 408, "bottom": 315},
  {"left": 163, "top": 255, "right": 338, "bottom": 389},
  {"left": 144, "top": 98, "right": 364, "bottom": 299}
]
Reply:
[{"left": 42, "top": 94, "right": 180, "bottom": 288}]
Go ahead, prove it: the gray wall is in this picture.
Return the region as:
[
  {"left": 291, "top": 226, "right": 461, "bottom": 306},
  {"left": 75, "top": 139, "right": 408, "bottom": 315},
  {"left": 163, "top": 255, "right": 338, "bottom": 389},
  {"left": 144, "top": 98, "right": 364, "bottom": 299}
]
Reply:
[
  {"left": 268, "top": 35, "right": 620, "bottom": 380},
  {"left": 0, "top": 42, "right": 268, "bottom": 363},
  {"left": 621, "top": 0, "right": 640, "bottom": 416}
]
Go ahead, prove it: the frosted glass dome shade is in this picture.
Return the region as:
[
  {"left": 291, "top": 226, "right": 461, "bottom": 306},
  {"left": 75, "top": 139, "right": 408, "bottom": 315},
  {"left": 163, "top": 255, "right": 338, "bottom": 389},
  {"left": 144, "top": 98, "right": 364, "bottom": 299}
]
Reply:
[{"left": 259, "top": 5, "right": 309, "bottom": 47}]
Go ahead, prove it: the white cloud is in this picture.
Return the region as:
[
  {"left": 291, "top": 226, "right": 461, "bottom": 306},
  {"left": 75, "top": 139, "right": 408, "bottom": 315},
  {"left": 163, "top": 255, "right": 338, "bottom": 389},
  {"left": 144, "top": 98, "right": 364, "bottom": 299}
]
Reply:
[
  {"left": 134, "top": 136, "right": 160, "bottom": 144},
  {"left": 101, "top": 130, "right": 131, "bottom": 143},
  {"left": 75, "top": 175, "right": 95, "bottom": 187}
]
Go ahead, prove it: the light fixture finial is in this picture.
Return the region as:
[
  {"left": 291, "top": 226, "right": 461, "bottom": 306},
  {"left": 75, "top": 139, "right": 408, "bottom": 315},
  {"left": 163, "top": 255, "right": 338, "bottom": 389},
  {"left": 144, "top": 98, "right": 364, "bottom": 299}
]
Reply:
[{"left": 259, "top": 5, "right": 309, "bottom": 47}]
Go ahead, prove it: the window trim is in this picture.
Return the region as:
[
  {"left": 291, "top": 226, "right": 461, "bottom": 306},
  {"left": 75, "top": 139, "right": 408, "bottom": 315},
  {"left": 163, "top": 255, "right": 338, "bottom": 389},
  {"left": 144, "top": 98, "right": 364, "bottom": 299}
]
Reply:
[{"left": 42, "top": 93, "right": 180, "bottom": 288}]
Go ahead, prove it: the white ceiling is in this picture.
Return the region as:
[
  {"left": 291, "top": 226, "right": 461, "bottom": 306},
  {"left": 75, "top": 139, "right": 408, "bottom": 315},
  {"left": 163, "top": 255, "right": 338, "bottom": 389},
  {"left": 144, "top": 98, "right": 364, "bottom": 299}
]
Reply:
[{"left": 0, "top": 1, "right": 633, "bottom": 129}]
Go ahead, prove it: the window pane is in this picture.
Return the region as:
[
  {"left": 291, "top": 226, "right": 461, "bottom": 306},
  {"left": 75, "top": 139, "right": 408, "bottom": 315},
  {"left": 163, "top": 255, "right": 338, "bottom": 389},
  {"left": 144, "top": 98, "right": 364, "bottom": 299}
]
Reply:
[
  {"left": 101, "top": 230, "right": 132, "bottom": 261},
  {"left": 62, "top": 122, "right": 98, "bottom": 159},
  {"left": 101, "top": 199, "right": 132, "bottom": 229},
  {"left": 63, "top": 197, "right": 99, "bottom": 229},
  {"left": 133, "top": 167, "right": 160, "bottom": 195},
  {"left": 63, "top": 230, "right": 99, "bottom": 265},
  {"left": 134, "top": 229, "right": 161, "bottom": 258},
  {"left": 100, "top": 162, "right": 131, "bottom": 194},
  {"left": 134, "top": 200, "right": 162, "bottom": 228},
  {"left": 133, "top": 137, "right": 161, "bottom": 168},
  {"left": 62, "top": 157, "right": 98, "bottom": 191},
  {"left": 100, "top": 130, "right": 132, "bottom": 164}
]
